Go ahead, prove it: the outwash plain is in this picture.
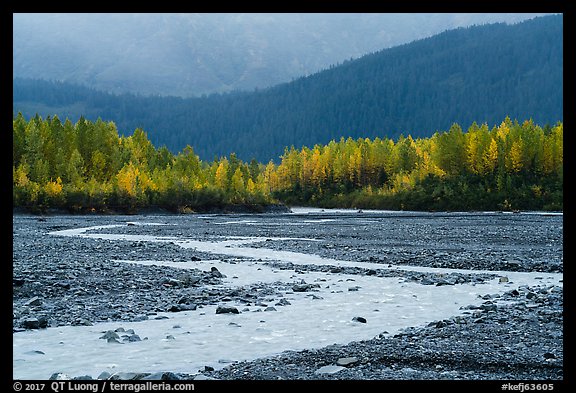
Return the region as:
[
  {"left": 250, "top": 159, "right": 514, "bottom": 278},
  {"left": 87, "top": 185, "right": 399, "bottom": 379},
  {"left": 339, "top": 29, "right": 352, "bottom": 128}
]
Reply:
[{"left": 13, "top": 209, "right": 563, "bottom": 382}]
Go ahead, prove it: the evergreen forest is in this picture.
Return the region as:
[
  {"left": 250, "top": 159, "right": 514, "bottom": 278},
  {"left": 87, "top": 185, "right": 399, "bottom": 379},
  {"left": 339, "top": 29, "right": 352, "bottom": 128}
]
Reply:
[
  {"left": 13, "top": 114, "right": 563, "bottom": 213},
  {"left": 13, "top": 15, "right": 563, "bottom": 163}
]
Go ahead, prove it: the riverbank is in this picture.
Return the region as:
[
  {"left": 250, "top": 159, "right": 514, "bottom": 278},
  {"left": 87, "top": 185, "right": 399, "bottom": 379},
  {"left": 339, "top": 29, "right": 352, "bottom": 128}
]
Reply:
[
  {"left": 12, "top": 203, "right": 292, "bottom": 216},
  {"left": 13, "top": 212, "right": 563, "bottom": 381}
]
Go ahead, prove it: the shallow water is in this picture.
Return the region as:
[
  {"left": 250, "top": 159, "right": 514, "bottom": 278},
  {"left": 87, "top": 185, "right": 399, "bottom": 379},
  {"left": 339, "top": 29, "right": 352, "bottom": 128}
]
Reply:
[{"left": 13, "top": 212, "right": 563, "bottom": 379}]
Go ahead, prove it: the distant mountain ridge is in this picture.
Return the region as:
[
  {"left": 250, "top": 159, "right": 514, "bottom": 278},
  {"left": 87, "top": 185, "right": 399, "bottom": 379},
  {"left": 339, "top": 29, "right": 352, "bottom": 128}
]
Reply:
[
  {"left": 13, "top": 13, "right": 552, "bottom": 97},
  {"left": 13, "top": 14, "right": 563, "bottom": 162}
]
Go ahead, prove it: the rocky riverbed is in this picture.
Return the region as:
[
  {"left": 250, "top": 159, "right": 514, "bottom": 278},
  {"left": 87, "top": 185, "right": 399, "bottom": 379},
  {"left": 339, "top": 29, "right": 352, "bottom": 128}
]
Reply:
[{"left": 13, "top": 209, "right": 563, "bottom": 381}]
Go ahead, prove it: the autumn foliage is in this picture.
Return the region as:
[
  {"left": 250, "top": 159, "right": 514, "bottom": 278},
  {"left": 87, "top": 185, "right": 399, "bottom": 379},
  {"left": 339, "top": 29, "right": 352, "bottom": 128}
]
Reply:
[{"left": 13, "top": 114, "right": 562, "bottom": 213}]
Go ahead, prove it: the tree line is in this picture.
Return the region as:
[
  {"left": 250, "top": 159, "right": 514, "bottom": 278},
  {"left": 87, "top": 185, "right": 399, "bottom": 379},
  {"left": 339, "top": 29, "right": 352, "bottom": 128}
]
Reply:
[
  {"left": 271, "top": 117, "right": 563, "bottom": 211},
  {"left": 13, "top": 15, "right": 563, "bottom": 163},
  {"left": 13, "top": 114, "right": 562, "bottom": 213},
  {"left": 12, "top": 113, "right": 278, "bottom": 213}
]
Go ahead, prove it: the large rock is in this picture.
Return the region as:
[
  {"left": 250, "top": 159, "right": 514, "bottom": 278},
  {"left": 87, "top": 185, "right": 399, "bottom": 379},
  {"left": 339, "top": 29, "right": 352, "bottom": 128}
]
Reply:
[
  {"left": 210, "top": 267, "right": 224, "bottom": 278},
  {"left": 141, "top": 372, "right": 182, "bottom": 380},
  {"left": 99, "top": 330, "right": 120, "bottom": 340},
  {"left": 25, "top": 296, "right": 42, "bottom": 307},
  {"left": 336, "top": 357, "right": 359, "bottom": 367},
  {"left": 49, "top": 372, "right": 71, "bottom": 380},
  {"left": 315, "top": 365, "right": 346, "bottom": 374},
  {"left": 108, "top": 372, "right": 151, "bottom": 380},
  {"left": 292, "top": 283, "right": 320, "bottom": 292},
  {"left": 216, "top": 306, "right": 239, "bottom": 314},
  {"left": 168, "top": 304, "right": 197, "bottom": 312},
  {"left": 22, "top": 316, "right": 48, "bottom": 329},
  {"left": 194, "top": 374, "right": 219, "bottom": 380},
  {"left": 161, "top": 277, "right": 182, "bottom": 287}
]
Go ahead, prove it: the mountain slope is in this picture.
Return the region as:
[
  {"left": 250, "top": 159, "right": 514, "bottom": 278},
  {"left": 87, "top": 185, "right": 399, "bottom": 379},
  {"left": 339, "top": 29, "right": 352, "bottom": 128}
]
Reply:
[
  {"left": 13, "top": 15, "right": 563, "bottom": 162},
  {"left": 13, "top": 13, "right": 552, "bottom": 97}
]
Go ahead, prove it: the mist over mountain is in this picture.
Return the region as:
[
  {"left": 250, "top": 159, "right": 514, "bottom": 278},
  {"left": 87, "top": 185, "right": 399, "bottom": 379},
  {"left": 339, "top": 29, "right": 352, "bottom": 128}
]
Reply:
[
  {"left": 13, "top": 15, "right": 563, "bottom": 162},
  {"left": 13, "top": 13, "right": 553, "bottom": 97}
]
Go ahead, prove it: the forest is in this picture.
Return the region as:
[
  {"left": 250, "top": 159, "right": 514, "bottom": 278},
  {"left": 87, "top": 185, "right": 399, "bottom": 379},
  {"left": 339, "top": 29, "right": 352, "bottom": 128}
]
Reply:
[
  {"left": 13, "top": 114, "right": 563, "bottom": 213},
  {"left": 13, "top": 15, "right": 563, "bottom": 163}
]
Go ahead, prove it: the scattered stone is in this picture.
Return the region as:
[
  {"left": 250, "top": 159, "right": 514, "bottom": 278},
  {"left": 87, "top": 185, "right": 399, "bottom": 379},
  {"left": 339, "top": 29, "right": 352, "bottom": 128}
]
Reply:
[
  {"left": 55, "top": 281, "right": 71, "bottom": 289},
  {"left": 161, "top": 277, "right": 181, "bottom": 287},
  {"left": 264, "top": 306, "right": 277, "bottom": 312},
  {"left": 22, "top": 317, "right": 49, "bottom": 329},
  {"left": 97, "top": 371, "right": 112, "bottom": 380},
  {"left": 25, "top": 350, "right": 45, "bottom": 355},
  {"left": 210, "top": 267, "right": 224, "bottom": 278},
  {"left": 49, "top": 372, "right": 71, "bottom": 380},
  {"left": 168, "top": 304, "right": 197, "bottom": 312},
  {"left": 315, "top": 365, "right": 346, "bottom": 374},
  {"left": 12, "top": 214, "right": 563, "bottom": 381},
  {"left": 336, "top": 357, "right": 359, "bottom": 367},
  {"left": 72, "top": 375, "right": 94, "bottom": 380},
  {"left": 109, "top": 372, "right": 151, "bottom": 380},
  {"left": 73, "top": 318, "right": 93, "bottom": 326},
  {"left": 142, "top": 372, "right": 182, "bottom": 380},
  {"left": 122, "top": 334, "right": 142, "bottom": 342},
  {"left": 25, "top": 296, "right": 43, "bottom": 307},
  {"left": 480, "top": 303, "right": 498, "bottom": 312},
  {"left": 216, "top": 306, "right": 239, "bottom": 314},
  {"left": 292, "top": 283, "right": 320, "bottom": 292},
  {"left": 194, "top": 374, "right": 218, "bottom": 380},
  {"left": 100, "top": 330, "right": 120, "bottom": 340}
]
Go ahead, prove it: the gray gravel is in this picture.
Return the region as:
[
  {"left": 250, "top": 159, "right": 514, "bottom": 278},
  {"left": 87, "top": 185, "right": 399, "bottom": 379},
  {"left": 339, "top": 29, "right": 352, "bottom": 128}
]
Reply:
[{"left": 13, "top": 211, "right": 563, "bottom": 381}]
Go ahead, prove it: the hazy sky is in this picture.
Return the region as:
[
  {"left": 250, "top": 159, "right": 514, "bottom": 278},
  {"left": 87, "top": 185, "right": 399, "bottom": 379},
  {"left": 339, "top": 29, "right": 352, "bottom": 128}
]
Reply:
[{"left": 13, "top": 13, "right": 556, "bottom": 96}]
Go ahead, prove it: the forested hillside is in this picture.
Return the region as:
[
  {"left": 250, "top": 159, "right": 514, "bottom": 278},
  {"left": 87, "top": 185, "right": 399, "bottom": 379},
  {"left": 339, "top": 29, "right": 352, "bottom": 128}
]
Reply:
[
  {"left": 13, "top": 15, "right": 563, "bottom": 163},
  {"left": 13, "top": 13, "right": 549, "bottom": 97},
  {"left": 13, "top": 114, "right": 562, "bottom": 213}
]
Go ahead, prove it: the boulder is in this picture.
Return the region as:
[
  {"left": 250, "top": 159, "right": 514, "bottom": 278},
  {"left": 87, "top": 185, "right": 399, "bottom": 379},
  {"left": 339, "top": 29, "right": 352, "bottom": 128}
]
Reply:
[
  {"left": 22, "top": 317, "right": 46, "bottom": 329},
  {"left": 122, "top": 334, "right": 142, "bottom": 342},
  {"left": 25, "top": 296, "right": 42, "bottom": 307},
  {"left": 97, "top": 371, "right": 112, "bottom": 380},
  {"left": 168, "top": 304, "right": 197, "bottom": 312},
  {"left": 352, "top": 316, "right": 367, "bottom": 323},
  {"left": 194, "top": 374, "right": 218, "bottom": 380},
  {"left": 142, "top": 372, "right": 182, "bottom": 380},
  {"left": 210, "top": 267, "right": 224, "bottom": 278},
  {"left": 336, "top": 357, "right": 359, "bottom": 367},
  {"left": 315, "top": 365, "right": 346, "bottom": 374},
  {"left": 292, "top": 283, "right": 320, "bottom": 292},
  {"left": 99, "top": 330, "right": 120, "bottom": 340},
  {"left": 49, "top": 372, "right": 71, "bottom": 380},
  {"left": 216, "top": 306, "right": 239, "bottom": 314},
  {"left": 109, "top": 372, "right": 151, "bottom": 380},
  {"left": 161, "top": 277, "right": 181, "bottom": 287}
]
